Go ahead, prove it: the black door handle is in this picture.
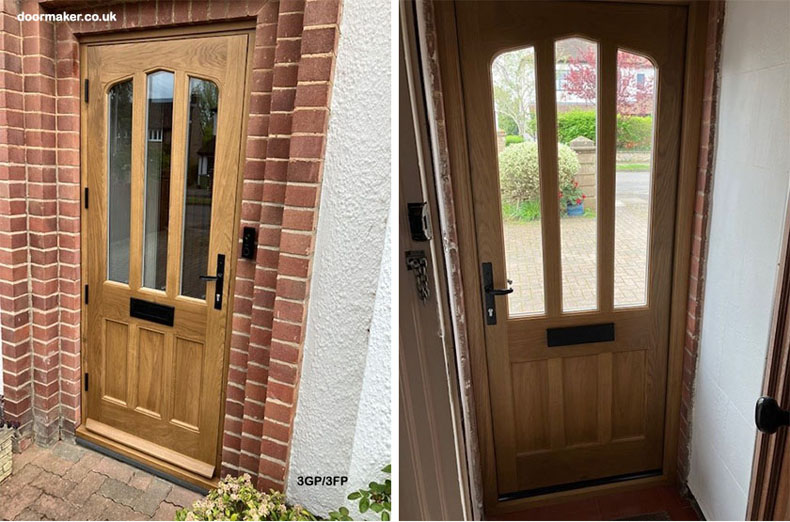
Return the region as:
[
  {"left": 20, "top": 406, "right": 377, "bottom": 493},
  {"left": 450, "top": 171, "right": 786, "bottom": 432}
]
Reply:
[
  {"left": 755, "top": 396, "right": 790, "bottom": 434},
  {"left": 486, "top": 283, "right": 514, "bottom": 296},
  {"left": 482, "top": 263, "right": 512, "bottom": 325},
  {"left": 200, "top": 254, "right": 225, "bottom": 310}
]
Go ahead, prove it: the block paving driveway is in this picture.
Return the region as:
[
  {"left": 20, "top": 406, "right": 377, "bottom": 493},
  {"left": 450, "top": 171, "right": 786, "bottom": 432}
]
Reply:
[
  {"left": 0, "top": 442, "right": 204, "bottom": 521},
  {"left": 504, "top": 171, "right": 651, "bottom": 313}
]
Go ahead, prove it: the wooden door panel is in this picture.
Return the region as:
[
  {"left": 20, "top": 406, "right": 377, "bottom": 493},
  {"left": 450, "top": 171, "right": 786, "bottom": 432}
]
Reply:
[
  {"left": 455, "top": 0, "right": 685, "bottom": 496},
  {"left": 512, "top": 361, "right": 551, "bottom": 454},
  {"left": 136, "top": 327, "right": 166, "bottom": 417},
  {"left": 103, "top": 319, "right": 130, "bottom": 405},
  {"left": 84, "top": 34, "right": 248, "bottom": 478},
  {"left": 172, "top": 337, "right": 204, "bottom": 430},
  {"left": 612, "top": 350, "right": 647, "bottom": 440}
]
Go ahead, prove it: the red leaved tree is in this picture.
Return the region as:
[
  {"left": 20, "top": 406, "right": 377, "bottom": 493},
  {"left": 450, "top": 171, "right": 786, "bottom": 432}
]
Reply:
[{"left": 562, "top": 47, "right": 655, "bottom": 115}]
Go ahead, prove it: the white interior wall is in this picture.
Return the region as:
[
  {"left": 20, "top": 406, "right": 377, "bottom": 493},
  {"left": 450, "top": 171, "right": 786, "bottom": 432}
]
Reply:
[
  {"left": 688, "top": 2, "right": 790, "bottom": 520},
  {"left": 284, "top": 0, "right": 391, "bottom": 517}
]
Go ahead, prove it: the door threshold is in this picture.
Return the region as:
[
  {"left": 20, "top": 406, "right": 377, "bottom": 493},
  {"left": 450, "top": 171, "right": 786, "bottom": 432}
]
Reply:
[
  {"left": 490, "top": 473, "right": 672, "bottom": 516},
  {"left": 76, "top": 426, "right": 218, "bottom": 492},
  {"left": 499, "top": 469, "right": 662, "bottom": 502}
]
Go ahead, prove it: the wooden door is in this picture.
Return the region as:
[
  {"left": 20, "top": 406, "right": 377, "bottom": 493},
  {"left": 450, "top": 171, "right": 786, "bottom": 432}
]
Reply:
[
  {"left": 83, "top": 34, "right": 248, "bottom": 478},
  {"left": 455, "top": 1, "right": 686, "bottom": 496}
]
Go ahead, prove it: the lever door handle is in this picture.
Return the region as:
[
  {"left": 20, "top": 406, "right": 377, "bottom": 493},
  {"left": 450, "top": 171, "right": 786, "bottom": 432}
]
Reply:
[
  {"left": 482, "top": 263, "right": 512, "bottom": 325},
  {"left": 200, "top": 254, "right": 225, "bottom": 310},
  {"left": 486, "top": 281, "right": 514, "bottom": 296},
  {"left": 755, "top": 396, "right": 790, "bottom": 434}
]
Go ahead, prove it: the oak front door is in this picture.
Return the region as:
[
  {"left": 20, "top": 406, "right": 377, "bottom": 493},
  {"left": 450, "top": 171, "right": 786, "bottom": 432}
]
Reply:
[
  {"left": 83, "top": 34, "right": 248, "bottom": 478},
  {"left": 455, "top": 1, "right": 686, "bottom": 496}
]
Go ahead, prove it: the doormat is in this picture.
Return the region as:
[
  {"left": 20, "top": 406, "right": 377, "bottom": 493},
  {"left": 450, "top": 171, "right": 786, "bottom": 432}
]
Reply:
[{"left": 616, "top": 512, "right": 671, "bottom": 521}]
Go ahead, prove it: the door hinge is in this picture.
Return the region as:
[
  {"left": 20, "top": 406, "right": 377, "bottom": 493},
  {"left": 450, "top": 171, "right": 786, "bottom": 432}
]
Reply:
[
  {"left": 84, "top": 373, "right": 89, "bottom": 392},
  {"left": 84, "top": 79, "right": 89, "bottom": 103},
  {"left": 84, "top": 284, "right": 89, "bottom": 304},
  {"left": 84, "top": 187, "right": 89, "bottom": 209}
]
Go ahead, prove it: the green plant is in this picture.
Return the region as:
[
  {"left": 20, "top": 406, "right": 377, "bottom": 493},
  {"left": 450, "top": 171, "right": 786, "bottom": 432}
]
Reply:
[
  {"left": 502, "top": 200, "right": 541, "bottom": 221},
  {"left": 504, "top": 135, "right": 525, "bottom": 147},
  {"left": 557, "top": 109, "right": 597, "bottom": 144},
  {"left": 175, "top": 474, "right": 315, "bottom": 521},
  {"left": 616, "top": 115, "right": 653, "bottom": 150},
  {"left": 556, "top": 110, "right": 653, "bottom": 150},
  {"left": 502, "top": 200, "right": 541, "bottom": 222},
  {"left": 498, "top": 141, "right": 579, "bottom": 206},
  {"left": 329, "top": 465, "right": 391, "bottom": 521},
  {"left": 559, "top": 179, "right": 586, "bottom": 211},
  {"left": 497, "top": 112, "right": 519, "bottom": 136}
]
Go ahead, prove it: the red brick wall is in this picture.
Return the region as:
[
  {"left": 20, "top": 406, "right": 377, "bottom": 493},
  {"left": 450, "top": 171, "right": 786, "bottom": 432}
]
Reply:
[
  {"left": 0, "top": 0, "right": 342, "bottom": 492},
  {"left": 677, "top": 0, "right": 725, "bottom": 483}
]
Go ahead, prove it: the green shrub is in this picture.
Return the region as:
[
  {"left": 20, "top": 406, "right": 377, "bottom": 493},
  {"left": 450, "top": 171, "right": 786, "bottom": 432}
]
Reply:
[
  {"left": 504, "top": 135, "right": 525, "bottom": 147},
  {"left": 175, "top": 474, "right": 315, "bottom": 521},
  {"left": 616, "top": 115, "right": 653, "bottom": 150},
  {"left": 557, "top": 110, "right": 596, "bottom": 144},
  {"left": 556, "top": 110, "right": 653, "bottom": 150},
  {"left": 498, "top": 141, "right": 580, "bottom": 206},
  {"left": 497, "top": 113, "right": 519, "bottom": 136},
  {"left": 329, "top": 465, "right": 391, "bottom": 521}
]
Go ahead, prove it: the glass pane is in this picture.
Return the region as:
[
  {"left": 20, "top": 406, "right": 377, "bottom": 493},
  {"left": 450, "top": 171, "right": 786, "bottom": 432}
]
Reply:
[
  {"left": 142, "top": 71, "right": 174, "bottom": 291},
  {"left": 181, "top": 78, "right": 218, "bottom": 299},
  {"left": 492, "top": 46, "right": 544, "bottom": 316},
  {"left": 614, "top": 50, "right": 655, "bottom": 307},
  {"left": 556, "top": 38, "right": 598, "bottom": 312},
  {"left": 107, "top": 80, "right": 133, "bottom": 283}
]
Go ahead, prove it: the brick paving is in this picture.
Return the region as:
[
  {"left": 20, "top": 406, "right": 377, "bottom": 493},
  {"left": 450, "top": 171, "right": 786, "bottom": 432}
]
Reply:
[
  {"left": 0, "top": 442, "right": 205, "bottom": 521},
  {"left": 504, "top": 180, "right": 650, "bottom": 314}
]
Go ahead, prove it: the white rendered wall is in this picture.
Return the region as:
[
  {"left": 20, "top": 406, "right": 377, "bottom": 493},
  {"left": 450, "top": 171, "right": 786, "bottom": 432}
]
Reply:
[
  {"left": 285, "top": 0, "right": 391, "bottom": 517},
  {"left": 688, "top": 2, "right": 790, "bottom": 520}
]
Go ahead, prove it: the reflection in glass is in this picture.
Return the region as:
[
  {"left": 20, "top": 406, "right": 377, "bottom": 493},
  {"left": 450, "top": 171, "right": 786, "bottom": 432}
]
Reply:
[
  {"left": 556, "top": 37, "right": 598, "bottom": 312},
  {"left": 614, "top": 50, "right": 655, "bottom": 308},
  {"left": 107, "top": 80, "right": 133, "bottom": 283},
  {"left": 142, "top": 71, "right": 174, "bottom": 291},
  {"left": 181, "top": 78, "right": 218, "bottom": 299},
  {"left": 492, "top": 46, "right": 545, "bottom": 316}
]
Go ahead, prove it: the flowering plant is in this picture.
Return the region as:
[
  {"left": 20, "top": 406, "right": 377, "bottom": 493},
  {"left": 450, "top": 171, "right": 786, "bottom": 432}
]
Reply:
[
  {"left": 558, "top": 179, "right": 586, "bottom": 210},
  {"left": 176, "top": 474, "right": 315, "bottom": 521}
]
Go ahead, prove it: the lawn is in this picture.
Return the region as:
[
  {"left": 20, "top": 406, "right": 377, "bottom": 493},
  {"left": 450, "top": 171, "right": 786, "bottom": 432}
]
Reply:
[{"left": 616, "top": 162, "right": 650, "bottom": 171}]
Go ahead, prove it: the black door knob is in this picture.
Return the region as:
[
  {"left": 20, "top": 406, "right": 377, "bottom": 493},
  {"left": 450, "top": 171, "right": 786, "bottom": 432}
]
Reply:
[{"left": 755, "top": 396, "right": 790, "bottom": 434}]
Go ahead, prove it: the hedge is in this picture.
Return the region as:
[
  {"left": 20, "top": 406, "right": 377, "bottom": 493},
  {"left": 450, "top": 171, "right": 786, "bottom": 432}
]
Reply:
[
  {"left": 498, "top": 141, "right": 579, "bottom": 205},
  {"left": 556, "top": 109, "right": 653, "bottom": 150}
]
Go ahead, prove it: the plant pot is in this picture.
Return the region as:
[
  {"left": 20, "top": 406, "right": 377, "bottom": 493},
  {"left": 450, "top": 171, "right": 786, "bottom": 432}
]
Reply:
[
  {"left": 566, "top": 202, "right": 584, "bottom": 216},
  {"left": 0, "top": 426, "right": 12, "bottom": 484}
]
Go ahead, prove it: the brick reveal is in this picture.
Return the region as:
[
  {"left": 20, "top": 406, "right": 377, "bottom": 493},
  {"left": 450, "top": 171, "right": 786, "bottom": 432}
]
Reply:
[
  {"left": 676, "top": 0, "right": 725, "bottom": 484},
  {"left": 0, "top": 0, "right": 343, "bottom": 491}
]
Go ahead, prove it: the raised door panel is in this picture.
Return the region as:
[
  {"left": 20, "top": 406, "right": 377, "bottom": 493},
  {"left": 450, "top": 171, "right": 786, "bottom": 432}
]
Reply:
[
  {"left": 103, "top": 320, "right": 129, "bottom": 405},
  {"left": 136, "top": 327, "right": 165, "bottom": 417},
  {"left": 171, "top": 338, "right": 204, "bottom": 431}
]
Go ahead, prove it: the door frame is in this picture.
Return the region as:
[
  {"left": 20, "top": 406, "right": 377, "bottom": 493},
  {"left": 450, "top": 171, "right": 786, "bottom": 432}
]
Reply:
[
  {"left": 400, "top": 1, "right": 481, "bottom": 518},
  {"left": 75, "top": 22, "right": 256, "bottom": 489},
  {"left": 429, "top": 0, "right": 710, "bottom": 514},
  {"left": 747, "top": 188, "right": 790, "bottom": 520}
]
